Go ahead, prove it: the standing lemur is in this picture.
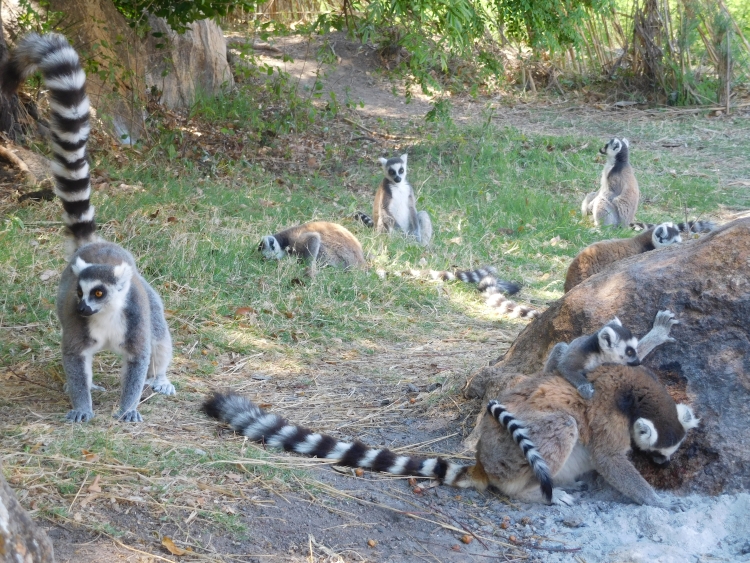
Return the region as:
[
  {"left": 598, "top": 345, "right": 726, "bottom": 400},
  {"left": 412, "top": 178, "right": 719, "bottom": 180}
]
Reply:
[
  {"left": 356, "top": 154, "right": 433, "bottom": 245},
  {"left": 581, "top": 138, "right": 640, "bottom": 227},
  {"left": 1, "top": 33, "right": 175, "bottom": 422}
]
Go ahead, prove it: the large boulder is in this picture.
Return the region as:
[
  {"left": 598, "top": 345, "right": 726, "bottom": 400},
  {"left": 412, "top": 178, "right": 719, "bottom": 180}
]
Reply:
[
  {"left": 145, "top": 16, "right": 234, "bottom": 110},
  {"left": 465, "top": 218, "right": 750, "bottom": 495},
  {"left": 0, "top": 464, "right": 55, "bottom": 562}
]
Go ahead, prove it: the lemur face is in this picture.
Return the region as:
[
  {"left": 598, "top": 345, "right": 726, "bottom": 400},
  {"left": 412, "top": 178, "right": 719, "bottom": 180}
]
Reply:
[
  {"left": 379, "top": 154, "right": 408, "bottom": 184},
  {"left": 71, "top": 257, "right": 132, "bottom": 317},
  {"left": 259, "top": 236, "right": 286, "bottom": 260},
  {"left": 598, "top": 322, "right": 640, "bottom": 366},
  {"left": 599, "top": 137, "right": 629, "bottom": 158},
  {"left": 653, "top": 222, "right": 682, "bottom": 247},
  {"left": 632, "top": 404, "right": 699, "bottom": 465}
]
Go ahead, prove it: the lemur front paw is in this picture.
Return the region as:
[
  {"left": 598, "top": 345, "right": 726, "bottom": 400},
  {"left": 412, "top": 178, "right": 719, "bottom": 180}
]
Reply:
[
  {"left": 577, "top": 383, "right": 595, "bottom": 400},
  {"left": 66, "top": 409, "right": 95, "bottom": 423},
  {"left": 652, "top": 310, "right": 679, "bottom": 342},
  {"left": 115, "top": 409, "right": 143, "bottom": 423}
]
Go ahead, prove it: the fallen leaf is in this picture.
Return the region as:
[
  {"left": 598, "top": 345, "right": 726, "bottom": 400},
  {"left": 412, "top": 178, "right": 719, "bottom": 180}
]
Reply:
[
  {"left": 162, "top": 537, "right": 192, "bottom": 556},
  {"left": 87, "top": 475, "right": 102, "bottom": 493},
  {"left": 81, "top": 450, "right": 100, "bottom": 463},
  {"left": 235, "top": 307, "right": 256, "bottom": 317},
  {"left": 39, "top": 269, "right": 58, "bottom": 282},
  {"left": 73, "top": 512, "right": 82, "bottom": 522},
  {"left": 448, "top": 236, "right": 462, "bottom": 245},
  {"left": 167, "top": 216, "right": 178, "bottom": 223}
]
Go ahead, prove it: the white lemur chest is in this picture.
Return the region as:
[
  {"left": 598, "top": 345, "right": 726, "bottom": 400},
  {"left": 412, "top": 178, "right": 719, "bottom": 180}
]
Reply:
[
  {"left": 554, "top": 442, "right": 595, "bottom": 484},
  {"left": 86, "top": 309, "right": 128, "bottom": 354},
  {"left": 387, "top": 181, "right": 413, "bottom": 230},
  {"left": 600, "top": 161, "right": 615, "bottom": 193}
]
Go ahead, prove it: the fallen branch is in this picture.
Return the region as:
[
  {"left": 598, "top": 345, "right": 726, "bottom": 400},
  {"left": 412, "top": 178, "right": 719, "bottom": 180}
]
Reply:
[{"left": 0, "top": 145, "right": 37, "bottom": 184}]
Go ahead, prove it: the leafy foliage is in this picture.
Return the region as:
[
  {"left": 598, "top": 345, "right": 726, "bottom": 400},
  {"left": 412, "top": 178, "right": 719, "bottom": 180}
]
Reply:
[{"left": 111, "top": 0, "right": 264, "bottom": 32}]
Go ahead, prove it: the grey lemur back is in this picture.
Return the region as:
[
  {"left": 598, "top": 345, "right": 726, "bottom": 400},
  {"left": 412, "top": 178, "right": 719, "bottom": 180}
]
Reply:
[
  {"left": 1, "top": 33, "right": 175, "bottom": 422},
  {"left": 581, "top": 138, "right": 639, "bottom": 227},
  {"left": 368, "top": 154, "right": 432, "bottom": 245}
]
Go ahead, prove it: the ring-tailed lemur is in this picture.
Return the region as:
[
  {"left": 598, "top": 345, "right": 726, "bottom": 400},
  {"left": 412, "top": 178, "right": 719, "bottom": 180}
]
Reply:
[
  {"left": 544, "top": 310, "right": 678, "bottom": 399},
  {"left": 564, "top": 222, "right": 681, "bottom": 292},
  {"left": 259, "top": 221, "right": 366, "bottom": 277},
  {"left": 581, "top": 138, "right": 639, "bottom": 227},
  {"left": 356, "top": 154, "right": 433, "bottom": 245},
  {"left": 475, "top": 363, "right": 698, "bottom": 506},
  {"left": 630, "top": 219, "right": 715, "bottom": 234},
  {"left": 204, "top": 361, "right": 699, "bottom": 506},
  {"left": 1, "top": 33, "right": 175, "bottom": 422}
]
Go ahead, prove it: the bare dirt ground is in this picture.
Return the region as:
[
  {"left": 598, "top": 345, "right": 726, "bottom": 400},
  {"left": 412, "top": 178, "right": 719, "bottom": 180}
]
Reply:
[{"left": 2, "top": 31, "right": 750, "bottom": 563}]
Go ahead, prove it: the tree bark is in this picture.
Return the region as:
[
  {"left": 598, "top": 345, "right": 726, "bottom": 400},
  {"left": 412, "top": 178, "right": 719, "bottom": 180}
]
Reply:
[{"left": 0, "top": 3, "right": 25, "bottom": 140}]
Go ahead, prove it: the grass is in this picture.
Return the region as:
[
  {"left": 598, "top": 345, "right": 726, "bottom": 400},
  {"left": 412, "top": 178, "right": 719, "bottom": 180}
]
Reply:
[{"left": 1, "top": 77, "right": 748, "bottom": 552}]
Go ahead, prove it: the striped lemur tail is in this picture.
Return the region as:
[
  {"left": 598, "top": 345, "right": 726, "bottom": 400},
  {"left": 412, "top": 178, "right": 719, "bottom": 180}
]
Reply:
[
  {"left": 486, "top": 400, "right": 553, "bottom": 502},
  {"left": 476, "top": 276, "right": 539, "bottom": 319},
  {"left": 406, "top": 265, "right": 521, "bottom": 294},
  {"left": 630, "top": 220, "right": 715, "bottom": 234},
  {"left": 353, "top": 211, "right": 374, "bottom": 228},
  {"left": 1, "top": 33, "right": 96, "bottom": 251},
  {"left": 203, "top": 392, "right": 485, "bottom": 488}
]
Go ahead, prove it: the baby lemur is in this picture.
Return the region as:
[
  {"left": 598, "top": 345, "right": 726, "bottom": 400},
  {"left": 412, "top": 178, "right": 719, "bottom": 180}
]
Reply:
[
  {"left": 1, "top": 33, "right": 175, "bottom": 422},
  {"left": 544, "top": 310, "right": 678, "bottom": 399}
]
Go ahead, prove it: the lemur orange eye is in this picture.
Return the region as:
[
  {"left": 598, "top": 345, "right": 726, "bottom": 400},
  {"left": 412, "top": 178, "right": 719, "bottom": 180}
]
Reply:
[
  {"left": 94, "top": 290, "right": 103, "bottom": 298},
  {"left": 77, "top": 289, "right": 83, "bottom": 298}
]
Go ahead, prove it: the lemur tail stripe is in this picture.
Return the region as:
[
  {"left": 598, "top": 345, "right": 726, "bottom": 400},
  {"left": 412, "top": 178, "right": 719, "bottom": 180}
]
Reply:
[
  {"left": 477, "top": 277, "right": 538, "bottom": 318},
  {"left": 203, "top": 393, "right": 472, "bottom": 484},
  {"left": 353, "top": 211, "right": 374, "bottom": 228},
  {"left": 486, "top": 400, "right": 553, "bottom": 502},
  {"left": 1, "top": 33, "right": 95, "bottom": 243}
]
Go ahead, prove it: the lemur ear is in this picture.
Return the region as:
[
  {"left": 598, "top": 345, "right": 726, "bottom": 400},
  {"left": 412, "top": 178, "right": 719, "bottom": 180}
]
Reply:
[
  {"left": 676, "top": 404, "right": 700, "bottom": 430},
  {"left": 599, "top": 326, "right": 616, "bottom": 348},
  {"left": 378, "top": 157, "right": 388, "bottom": 166},
  {"left": 71, "top": 256, "right": 91, "bottom": 276},
  {"left": 622, "top": 138, "right": 630, "bottom": 148},
  {"left": 400, "top": 153, "right": 408, "bottom": 164},
  {"left": 113, "top": 262, "right": 133, "bottom": 283},
  {"left": 611, "top": 316, "right": 622, "bottom": 326},
  {"left": 633, "top": 418, "right": 658, "bottom": 448}
]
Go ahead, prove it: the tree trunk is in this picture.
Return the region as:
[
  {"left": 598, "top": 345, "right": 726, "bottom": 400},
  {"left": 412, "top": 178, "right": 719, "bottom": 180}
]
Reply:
[{"left": 0, "top": 4, "right": 25, "bottom": 140}]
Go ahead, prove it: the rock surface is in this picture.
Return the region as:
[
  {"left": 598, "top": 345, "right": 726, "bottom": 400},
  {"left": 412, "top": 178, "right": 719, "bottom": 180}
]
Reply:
[
  {"left": 145, "top": 16, "right": 234, "bottom": 109},
  {"left": 466, "top": 218, "right": 750, "bottom": 495},
  {"left": 0, "top": 464, "right": 55, "bottom": 562}
]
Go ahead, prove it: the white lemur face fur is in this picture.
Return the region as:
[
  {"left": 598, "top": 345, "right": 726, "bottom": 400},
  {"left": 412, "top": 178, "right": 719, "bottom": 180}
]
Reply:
[
  {"left": 599, "top": 137, "right": 629, "bottom": 160},
  {"left": 652, "top": 222, "right": 682, "bottom": 247},
  {"left": 71, "top": 257, "right": 133, "bottom": 317},
  {"left": 258, "top": 236, "right": 286, "bottom": 260},
  {"left": 632, "top": 404, "right": 699, "bottom": 465},
  {"left": 379, "top": 154, "right": 408, "bottom": 184},
  {"left": 597, "top": 318, "right": 640, "bottom": 366}
]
